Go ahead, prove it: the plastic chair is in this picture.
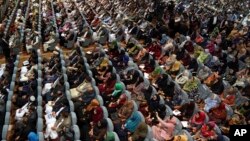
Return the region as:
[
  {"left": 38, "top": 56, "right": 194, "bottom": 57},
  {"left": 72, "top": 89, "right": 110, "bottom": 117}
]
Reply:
[
  {"left": 165, "top": 105, "right": 173, "bottom": 117},
  {"left": 36, "top": 118, "right": 43, "bottom": 132},
  {"left": 7, "top": 91, "right": 13, "bottom": 101},
  {"left": 144, "top": 125, "right": 153, "bottom": 141},
  {"left": 71, "top": 112, "right": 77, "bottom": 125},
  {"left": 65, "top": 82, "right": 70, "bottom": 90},
  {"left": 106, "top": 118, "right": 114, "bottom": 131},
  {"left": 101, "top": 106, "right": 109, "bottom": 118},
  {"left": 37, "top": 106, "right": 43, "bottom": 118},
  {"left": 4, "top": 112, "right": 10, "bottom": 125},
  {"left": 1, "top": 125, "right": 8, "bottom": 140},
  {"left": 136, "top": 111, "right": 145, "bottom": 122},
  {"left": 6, "top": 101, "right": 11, "bottom": 112},
  {"left": 63, "top": 74, "right": 68, "bottom": 82},
  {"left": 93, "top": 86, "right": 100, "bottom": 95},
  {"left": 69, "top": 100, "right": 74, "bottom": 112},
  {"left": 132, "top": 100, "right": 138, "bottom": 112},
  {"left": 96, "top": 95, "right": 104, "bottom": 106},
  {"left": 223, "top": 135, "right": 230, "bottom": 141},
  {"left": 38, "top": 132, "right": 45, "bottom": 141},
  {"left": 113, "top": 131, "right": 120, "bottom": 141},
  {"left": 125, "top": 90, "right": 132, "bottom": 100},
  {"left": 73, "top": 125, "right": 80, "bottom": 140}
]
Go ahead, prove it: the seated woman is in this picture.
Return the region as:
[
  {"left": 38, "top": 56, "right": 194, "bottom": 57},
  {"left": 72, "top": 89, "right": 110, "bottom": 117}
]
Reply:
[
  {"left": 127, "top": 77, "right": 145, "bottom": 100},
  {"left": 116, "top": 100, "right": 134, "bottom": 123},
  {"left": 186, "top": 56, "right": 199, "bottom": 72},
  {"left": 113, "top": 50, "right": 129, "bottom": 70},
  {"left": 208, "top": 101, "right": 227, "bottom": 123},
  {"left": 158, "top": 52, "right": 170, "bottom": 65},
  {"left": 147, "top": 42, "right": 162, "bottom": 59},
  {"left": 135, "top": 47, "right": 147, "bottom": 62},
  {"left": 194, "top": 122, "right": 223, "bottom": 141},
  {"left": 108, "top": 93, "right": 127, "bottom": 115},
  {"left": 129, "top": 122, "right": 148, "bottom": 141},
  {"left": 188, "top": 111, "right": 207, "bottom": 133},
  {"left": 107, "top": 41, "right": 120, "bottom": 59},
  {"left": 176, "top": 102, "right": 195, "bottom": 121},
  {"left": 149, "top": 94, "right": 160, "bottom": 112},
  {"left": 98, "top": 72, "right": 117, "bottom": 95},
  {"left": 97, "top": 65, "right": 114, "bottom": 83},
  {"left": 152, "top": 112, "right": 177, "bottom": 141},
  {"left": 168, "top": 60, "right": 182, "bottom": 78},
  {"left": 128, "top": 44, "right": 141, "bottom": 57},
  {"left": 122, "top": 69, "right": 140, "bottom": 86},
  {"left": 90, "top": 105, "right": 104, "bottom": 125},
  {"left": 102, "top": 82, "right": 124, "bottom": 104},
  {"left": 142, "top": 59, "right": 156, "bottom": 73},
  {"left": 139, "top": 102, "right": 152, "bottom": 124},
  {"left": 204, "top": 72, "right": 224, "bottom": 95},
  {"left": 125, "top": 111, "right": 143, "bottom": 133},
  {"left": 89, "top": 119, "right": 108, "bottom": 141},
  {"left": 70, "top": 76, "right": 92, "bottom": 99},
  {"left": 220, "top": 87, "right": 237, "bottom": 106},
  {"left": 149, "top": 66, "right": 163, "bottom": 83}
]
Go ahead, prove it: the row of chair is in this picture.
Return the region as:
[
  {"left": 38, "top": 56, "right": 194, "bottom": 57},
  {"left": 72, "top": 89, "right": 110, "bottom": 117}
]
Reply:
[
  {"left": 58, "top": 48, "right": 81, "bottom": 140},
  {"left": 50, "top": 0, "right": 60, "bottom": 44},
  {"left": 1, "top": 54, "right": 20, "bottom": 140}
]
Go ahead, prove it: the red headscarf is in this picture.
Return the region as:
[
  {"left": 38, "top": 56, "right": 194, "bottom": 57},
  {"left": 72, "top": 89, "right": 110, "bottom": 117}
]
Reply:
[
  {"left": 191, "top": 111, "right": 206, "bottom": 125},
  {"left": 201, "top": 122, "right": 216, "bottom": 137},
  {"left": 92, "top": 106, "right": 104, "bottom": 124}
]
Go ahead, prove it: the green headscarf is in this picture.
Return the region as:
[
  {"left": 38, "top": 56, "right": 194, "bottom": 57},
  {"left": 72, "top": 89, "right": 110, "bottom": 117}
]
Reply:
[
  {"left": 151, "top": 66, "right": 163, "bottom": 77},
  {"left": 197, "top": 51, "right": 209, "bottom": 63},
  {"left": 105, "top": 132, "right": 115, "bottom": 141},
  {"left": 112, "top": 82, "right": 124, "bottom": 97}
]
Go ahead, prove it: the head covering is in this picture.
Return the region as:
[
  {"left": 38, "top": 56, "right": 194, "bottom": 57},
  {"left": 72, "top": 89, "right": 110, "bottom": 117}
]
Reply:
[
  {"left": 131, "top": 122, "right": 148, "bottom": 140},
  {"left": 92, "top": 106, "right": 104, "bottom": 123},
  {"left": 198, "top": 66, "right": 211, "bottom": 80},
  {"left": 100, "top": 57, "right": 109, "bottom": 68},
  {"left": 105, "top": 132, "right": 115, "bottom": 141},
  {"left": 151, "top": 66, "right": 163, "bottom": 77},
  {"left": 118, "top": 94, "right": 127, "bottom": 105},
  {"left": 28, "top": 132, "right": 39, "bottom": 141},
  {"left": 191, "top": 111, "right": 206, "bottom": 124},
  {"left": 112, "top": 82, "right": 124, "bottom": 97},
  {"left": 201, "top": 122, "right": 216, "bottom": 137},
  {"left": 86, "top": 99, "right": 100, "bottom": 111},
  {"left": 176, "top": 75, "right": 189, "bottom": 85},
  {"left": 160, "top": 34, "right": 169, "bottom": 45},
  {"left": 173, "top": 135, "right": 188, "bottom": 141},
  {"left": 170, "top": 61, "right": 181, "bottom": 72}
]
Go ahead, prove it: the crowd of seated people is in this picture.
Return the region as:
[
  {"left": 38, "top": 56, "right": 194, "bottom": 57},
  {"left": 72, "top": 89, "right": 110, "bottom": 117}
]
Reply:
[{"left": 1, "top": 0, "right": 250, "bottom": 141}]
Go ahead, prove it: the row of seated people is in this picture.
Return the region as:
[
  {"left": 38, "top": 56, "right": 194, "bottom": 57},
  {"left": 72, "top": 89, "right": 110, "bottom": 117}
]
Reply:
[{"left": 61, "top": 0, "right": 247, "bottom": 140}]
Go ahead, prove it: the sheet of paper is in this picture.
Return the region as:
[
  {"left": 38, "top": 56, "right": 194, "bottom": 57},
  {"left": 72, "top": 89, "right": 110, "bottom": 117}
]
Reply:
[
  {"left": 144, "top": 73, "right": 149, "bottom": 79},
  {"left": 181, "top": 121, "right": 188, "bottom": 127},
  {"left": 173, "top": 109, "right": 181, "bottom": 116}
]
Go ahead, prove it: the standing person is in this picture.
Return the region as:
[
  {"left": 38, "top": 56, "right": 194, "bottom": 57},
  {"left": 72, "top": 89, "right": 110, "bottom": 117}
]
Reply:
[{"left": 0, "top": 33, "right": 10, "bottom": 61}]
